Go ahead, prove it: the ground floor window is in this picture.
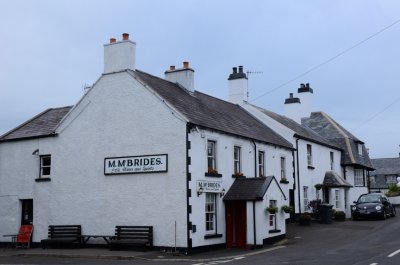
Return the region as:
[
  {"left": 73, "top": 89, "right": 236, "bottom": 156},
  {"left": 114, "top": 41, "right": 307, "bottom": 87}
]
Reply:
[
  {"left": 205, "top": 193, "right": 216, "bottom": 232},
  {"left": 303, "top": 186, "right": 309, "bottom": 212},
  {"left": 269, "top": 200, "right": 277, "bottom": 227},
  {"left": 335, "top": 190, "right": 340, "bottom": 208}
]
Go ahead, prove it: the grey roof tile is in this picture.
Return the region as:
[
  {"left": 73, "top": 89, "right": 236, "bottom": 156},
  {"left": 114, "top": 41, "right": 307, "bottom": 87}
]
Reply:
[
  {"left": 0, "top": 106, "right": 72, "bottom": 142},
  {"left": 323, "top": 171, "right": 352, "bottom": 187},
  {"left": 302, "top": 112, "right": 374, "bottom": 169},
  {"left": 369, "top": 158, "right": 400, "bottom": 189}
]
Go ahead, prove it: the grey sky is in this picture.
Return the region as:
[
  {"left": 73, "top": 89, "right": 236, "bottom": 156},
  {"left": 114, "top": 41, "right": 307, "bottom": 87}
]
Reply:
[{"left": 1, "top": 0, "right": 399, "bottom": 158}]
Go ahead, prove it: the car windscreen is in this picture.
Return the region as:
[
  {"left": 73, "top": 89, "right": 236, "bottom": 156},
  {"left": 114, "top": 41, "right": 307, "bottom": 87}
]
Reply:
[{"left": 358, "top": 195, "right": 381, "bottom": 203}]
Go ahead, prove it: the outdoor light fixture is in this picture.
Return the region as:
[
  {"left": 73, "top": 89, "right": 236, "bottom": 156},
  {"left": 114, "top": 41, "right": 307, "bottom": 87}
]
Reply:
[
  {"left": 197, "top": 187, "right": 204, "bottom": 197},
  {"left": 32, "top": 149, "right": 39, "bottom": 156},
  {"left": 220, "top": 188, "right": 225, "bottom": 198}
]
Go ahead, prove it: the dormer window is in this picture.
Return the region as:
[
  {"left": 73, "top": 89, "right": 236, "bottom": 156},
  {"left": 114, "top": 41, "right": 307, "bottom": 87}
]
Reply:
[{"left": 357, "top": 143, "right": 363, "bottom": 156}]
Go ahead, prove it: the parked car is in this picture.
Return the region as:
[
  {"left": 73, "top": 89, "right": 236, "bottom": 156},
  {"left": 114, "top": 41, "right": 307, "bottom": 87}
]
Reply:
[{"left": 351, "top": 193, "right": 396, "bottom": 220}]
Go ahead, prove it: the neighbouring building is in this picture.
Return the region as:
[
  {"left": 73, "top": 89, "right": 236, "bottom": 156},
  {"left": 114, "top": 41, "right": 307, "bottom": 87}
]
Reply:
[
  {"left": 0, "top": 34, "right": 295, "bottom": 251},
  {"left": 370, "top": 157, "right": 400, "bottom": 193}
]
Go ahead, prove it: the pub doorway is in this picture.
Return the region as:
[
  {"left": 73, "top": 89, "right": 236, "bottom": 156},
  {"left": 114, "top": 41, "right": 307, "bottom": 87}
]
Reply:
[
  {"left": 225, "top": 201, "right": 246, "bottom": 248},
  {"left": 21, "top": 199, "right": 33, "bottom": 225}
]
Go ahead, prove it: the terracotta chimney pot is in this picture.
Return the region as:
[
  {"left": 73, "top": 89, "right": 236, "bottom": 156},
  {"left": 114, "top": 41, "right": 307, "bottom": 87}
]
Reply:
[
  {"left": 110, "top": 38, "right": 116, "bottom": 44},
  {"left": 122, "top": 33, "right": 129, "bottom": 41},
  {"left": 170, "top": 65, "right": 176, "bottom": 71},
  {"left": 183, "top": 61, "right": 189, "bottom": 69}
]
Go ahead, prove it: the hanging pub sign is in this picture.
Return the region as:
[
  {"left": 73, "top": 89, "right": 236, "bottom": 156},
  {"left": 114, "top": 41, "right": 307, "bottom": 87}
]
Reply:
[
  {"left": 196, "top": 180, "right": 223, "bottom": 193},
  {"left": 104, "top": 154, "right": 168, "bottom": 175}
]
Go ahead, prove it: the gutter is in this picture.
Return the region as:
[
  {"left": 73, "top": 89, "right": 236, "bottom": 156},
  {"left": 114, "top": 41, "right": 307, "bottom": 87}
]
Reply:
[
  {"left": 251, "top": 140, "right": 257, "bottom": 248},
  {"left": 296, "top": 138, "right": 301, "bottom": 214}
]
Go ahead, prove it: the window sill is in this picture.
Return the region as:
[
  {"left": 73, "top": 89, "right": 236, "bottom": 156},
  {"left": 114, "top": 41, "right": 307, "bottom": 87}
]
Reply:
[
  {"left": 269, "top": 229, "right": 281, "bottom": 234},
  {"left": 307, "top": 166, "right": 315, "bottom": 170},
  {"left": 204, "top": 234, "right": 223, "bottom": 239},
  {"left": 35, "top": 177, "right": 51, "bottom": 182},
  {"left": 232, "top": 174, "right": 245, "bottom": 178},
  {"left": 280, "top": 179, "right": 289, "bottom": 184},
  {"left": 205, "top": 172, "right": 222, "bottom": 178}
]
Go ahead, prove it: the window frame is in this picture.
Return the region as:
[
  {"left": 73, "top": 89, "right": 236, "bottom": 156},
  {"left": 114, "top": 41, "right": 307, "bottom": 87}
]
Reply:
[
  {"left": 303, "top": 186, "right": 309, "bottom": 212},
  {"left": 330, "top": 152, "right": 334, "bottom": 170},
  {"left": 205, "top": 193, "right": 217, "bottom": 233},
  {"left": 335, "top": 190, "right": 340, "bottom": 208},
  {"left": 258, "top": 151, "right": 265, "bottom": 177},
  {"left": 280, "top": 157, "right": 286, "bottom": 180},
  {"left": 233, "top": 146, "right": 241, "bottom": 175},
  {"left": 354, "top": 169, "right": 365, "bottom": 186},
  {"left": 207, "top": 140, "right": 217, "bottom": 171},
  {"left": 386, "top": 175, "right": 397, "bottom": 185},
  {"left": 357, "top": 143, "right": 363, "bottom": 156},
  {"left": 307, "top": 144, "right": 313, "bottom": 167},
  {"left": 40, "top": 155, "right": 51, "bottom": 178}
]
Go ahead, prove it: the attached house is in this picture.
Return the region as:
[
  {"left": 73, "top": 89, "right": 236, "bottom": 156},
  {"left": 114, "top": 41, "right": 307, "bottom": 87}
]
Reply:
[
  {"left": 0, "top": 34, "right": 294, "bottom": 251},
  {"left": 228, "top": 71, "right": 349, "bottom": 216},
  {"left": 370, "top": 157, "right": 400, "bottom": 193}
]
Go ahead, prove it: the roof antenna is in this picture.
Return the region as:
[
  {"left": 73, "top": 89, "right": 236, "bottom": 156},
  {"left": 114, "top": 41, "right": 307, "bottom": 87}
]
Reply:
[
  {"left": 246, "top": 70, "right": 263, "bottom": 101},
  {"left": 83, "top": 83, "right": 91, "bottom": 94}
]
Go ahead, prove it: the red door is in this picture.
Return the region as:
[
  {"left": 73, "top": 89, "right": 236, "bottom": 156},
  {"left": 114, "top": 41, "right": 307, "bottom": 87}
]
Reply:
[{"left": 226, "top": 201, "right": 246, "bottom": 248}]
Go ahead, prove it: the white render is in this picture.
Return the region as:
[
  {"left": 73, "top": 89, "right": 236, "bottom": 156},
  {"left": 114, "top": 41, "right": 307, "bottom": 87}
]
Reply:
[
  {"left": 104, "top": 39, "right": 136, "bottom": 73},
  {"left": 165, "top": 68, "right": 195, "bottom": 92},
  {"left": 228, "top": 77, "right": 248, "bottom": 104},
  {"left": 283, "top": 100, "right": 303, "bottom": 124}
]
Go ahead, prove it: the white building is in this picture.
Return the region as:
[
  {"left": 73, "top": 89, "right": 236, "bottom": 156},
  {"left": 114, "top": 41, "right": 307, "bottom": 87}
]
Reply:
[{"left": 0, "top": 34, "right": 294, "bottom": 251}]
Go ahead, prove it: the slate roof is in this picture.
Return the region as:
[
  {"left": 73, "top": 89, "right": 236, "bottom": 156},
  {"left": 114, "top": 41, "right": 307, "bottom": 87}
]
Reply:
[
  {"left": 0, "top": 106, "right": 72, "bottom": 142},
  {"left": 369, "top": 158, "right": 400, "bottom": 189},
  {"left": 133, "top": 70, "right": 293, "bottom": 149},
  {"left": 302, "top": 112, "right": 374, "bottom": 170},
  {"left": 323, "top": 171, "right": 352, "bottom": 188},
  {"left": 249, "top": 105, "right": 342, "bottom": 151},
  {"left": 223, "top": 176, "right": 286, "bottom": 201}
]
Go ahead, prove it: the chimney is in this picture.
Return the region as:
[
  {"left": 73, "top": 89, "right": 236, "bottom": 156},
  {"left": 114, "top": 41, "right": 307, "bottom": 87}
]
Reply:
[
  {"left": 164, "top": 61, "right": 195, "bottom": 92},
  {"left": 104, "top": 33, "right": 136, "bottom": 73},
  {"left": 228, "top": 65, "right": 248, "bottom": 104},
  {"left": 297, "top": 82, "right": 314, "bottom": 119},
  {"left": 284, "top": 92, "right": 302, "bottom": 123}
]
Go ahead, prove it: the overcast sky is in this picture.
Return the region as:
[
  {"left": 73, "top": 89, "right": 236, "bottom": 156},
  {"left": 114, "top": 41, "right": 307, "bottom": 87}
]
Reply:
[{"left": 1, "top": 0, "right": 399, "bottom": 159}]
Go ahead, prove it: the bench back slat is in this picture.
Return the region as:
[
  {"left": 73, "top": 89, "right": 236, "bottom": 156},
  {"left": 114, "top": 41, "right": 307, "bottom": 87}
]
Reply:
[{"left": 47, "top": 225, "right": 81, "bottom": 239}]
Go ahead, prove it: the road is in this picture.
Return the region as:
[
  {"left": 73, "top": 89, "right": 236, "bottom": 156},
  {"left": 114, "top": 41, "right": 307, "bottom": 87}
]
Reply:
[{"left": 1, "top": 217, "right": 399, "bottom": 265}]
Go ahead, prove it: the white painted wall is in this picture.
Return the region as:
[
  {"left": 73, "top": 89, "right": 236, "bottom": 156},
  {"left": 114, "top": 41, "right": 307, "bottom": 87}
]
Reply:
[{"left": 0, "top": 71, "right": 189, "bottom": 247}]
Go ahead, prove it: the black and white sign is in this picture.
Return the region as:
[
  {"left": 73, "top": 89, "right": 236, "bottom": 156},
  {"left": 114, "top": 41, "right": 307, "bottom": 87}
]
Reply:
[
  {"left": 197, "top": 180, "right": 223, "bottom": 193},
  {"left": 104, "top": 154, "right": 168, "bottom": 175}
]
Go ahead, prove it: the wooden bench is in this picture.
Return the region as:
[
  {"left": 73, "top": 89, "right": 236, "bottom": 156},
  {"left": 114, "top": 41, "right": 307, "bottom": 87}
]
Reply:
[
  {"left": 108, "top": 226, "right": 153, "bottom": 251},
  {"left": 40, "top": 225, "right": 82, "bottom": 249}
]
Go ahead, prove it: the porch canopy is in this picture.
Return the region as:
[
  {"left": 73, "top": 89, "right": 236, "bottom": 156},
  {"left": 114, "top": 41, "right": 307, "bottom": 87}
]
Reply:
[
  {"left": 223, "top": 176, "right": 286, "bottom": 201},
  {"left": 323, "top": 171, "right": 352, "bottom": 188}
]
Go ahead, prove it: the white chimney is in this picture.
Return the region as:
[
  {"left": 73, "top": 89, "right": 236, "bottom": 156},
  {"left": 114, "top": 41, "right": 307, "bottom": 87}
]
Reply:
[
  {"left": 164, "top": 61, "right": 195, "bottom": 92},
  {"left": 104, "top": 33, "right": 136, "bottom": 74},
  {"left": 228, "top": 66, "right": 248, "bottom": 104},
  {"left": 284, "top": 93, "right": 302, "bottom": 123},
  {"left": 297, "top": 83, "right": 314, "bottom": 119}
]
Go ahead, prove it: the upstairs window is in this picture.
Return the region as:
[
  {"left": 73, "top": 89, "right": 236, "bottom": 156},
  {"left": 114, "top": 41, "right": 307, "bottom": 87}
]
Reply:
[
  {"left": 207, "top": 140, "right": 217, "bottom": 172},
  {"left": 354, "top": 169, "right": 364, "bottom": 186},
  {"left": 307, "top": 144, "right": 313, "bottom": 167},
  {"left": 233, "top": 146, "right": 241, "bottom": 175},
  {"left": 258, "top": 151, "right": 265, "bottom": 177},
  {"left": 357, "top": 143, "right": 363, "bottom": 156},
  {"left": 40, "top": 155, "right": 51, "bottom": 177},
  {"left": 280, "top": 157, "right": 286, "bottom": 180},
  {"left": 330, "top": 152, "right": 334, "bottom": 170}
]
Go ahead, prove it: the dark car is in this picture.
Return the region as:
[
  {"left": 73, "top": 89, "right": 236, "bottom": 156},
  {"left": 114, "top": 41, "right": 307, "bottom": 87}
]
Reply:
[{"left": 352, "top": 193, "right": 396, "bottom": 220}]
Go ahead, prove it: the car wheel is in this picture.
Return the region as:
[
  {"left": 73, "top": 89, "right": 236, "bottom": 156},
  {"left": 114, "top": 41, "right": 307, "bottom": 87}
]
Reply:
[{"left": 391, "top": 207, "right": 396, "bottom": 217}]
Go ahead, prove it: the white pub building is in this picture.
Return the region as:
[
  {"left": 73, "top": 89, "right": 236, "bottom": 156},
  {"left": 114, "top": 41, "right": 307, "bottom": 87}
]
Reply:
[{"left": 0, "top": 34, "right": 294, "bottom": 252}]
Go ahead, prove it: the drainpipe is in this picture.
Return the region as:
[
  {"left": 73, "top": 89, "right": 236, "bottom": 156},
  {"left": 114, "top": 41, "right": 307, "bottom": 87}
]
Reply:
[
  {"left": 296, "top": 138, "right": 301, "bottom": 214},
  {"left": 253, "top": 201, "right": 256, "bottom": 249}
]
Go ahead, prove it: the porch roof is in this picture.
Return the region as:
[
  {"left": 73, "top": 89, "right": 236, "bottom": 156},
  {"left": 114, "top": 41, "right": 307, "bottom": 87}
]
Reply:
[{"left": 323, "top": 171, "right": 352, "bottom": 188}]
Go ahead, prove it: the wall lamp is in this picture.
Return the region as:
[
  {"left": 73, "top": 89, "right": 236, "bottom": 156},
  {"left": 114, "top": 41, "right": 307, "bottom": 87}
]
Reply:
[
  {"left": 220, "top": 188, "right": 225, "bottom": 198},
  {"left": 32, "top": 149, "right": 39, "bottom": 156},
  {"left": 197, "top": 187, "right": 204, "bottom": 197}
]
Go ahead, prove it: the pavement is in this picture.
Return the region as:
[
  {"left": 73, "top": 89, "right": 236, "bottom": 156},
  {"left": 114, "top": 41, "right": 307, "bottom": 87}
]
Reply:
[{"left": 0, "top": 227, "right": 292, "bottom": 262}]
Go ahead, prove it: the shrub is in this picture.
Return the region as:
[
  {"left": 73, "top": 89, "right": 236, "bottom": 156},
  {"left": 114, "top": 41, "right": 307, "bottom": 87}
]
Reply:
[
  {"left": 299, "top": 213, "right": 312, "bottom": 226},
  {"left": 281, "top": 205, "right": 293, "bottom": 214},
  {"left": 334, "top": 210, "right": 346, "bottom": 221},
  {"left": 386, "top": 184, "right": 400, "bottom": 197},
  {"left": 265, "top": 206, "right": 278, "bottom": 214},
  {"left": 314, "top": 184, "right": 323, "bottom": 190}
]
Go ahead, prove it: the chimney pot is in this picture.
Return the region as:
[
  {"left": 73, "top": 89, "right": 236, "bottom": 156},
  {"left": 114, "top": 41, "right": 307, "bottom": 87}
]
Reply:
[
  {"left": 183, "top": 61, "right": 189, "bottom": 69},
  {"left": 170, "top": 65, "right": 176, "bottom": 71},
  {"left": 232, "top": 67, "right": 237, "bottom": 74},
  {"left": 122, "top": 33, "right": 129, "bottom": 41},
  {"left": 306, "top": 83, "right": 310, "bottom": 88},
  {"left": 301, "top": 83, "right": 305, "bottom": 88},
  {"left": 238, "top": 65, "right": 243, "bottom": 73},
  {"left": 290, "top": 93, "right": 293, "bottom": 98},
  {"left": 110, "top": 38, "right": 116, "bottom": 44}
]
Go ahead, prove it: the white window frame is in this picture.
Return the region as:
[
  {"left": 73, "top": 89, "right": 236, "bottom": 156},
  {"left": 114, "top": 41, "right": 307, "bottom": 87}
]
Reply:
[
  {"left": 357, "top": 143, "right": 363, "bottom": 156},
  {"left": 280, "top": 157, "right": 286, "bottom": 180},
  {"left": 205, "top": 193, "right": 216, "bottom": 233},
  {"left": 354, "top": 169, "right": 364, "bottom": 186},
  {"left": 258, "top": 151, "right": 265, "bottom": 177},
  {"left": 269, "top": 200, "right": 277, "bottom": 227},
  {"left": 330, "top": 152, "right": 334, "bottom": 170},
  {"left": 307, "top": 144, "right": 313, "bottom": 166},
  {"left": 233, "top": 146, "right": 241, "bottom": 175},
  {"left": 335, "top": 190, "right": 340, "bottom": 208},
  {"left": 40, "top": 155, "right": 51, "bottom": 177},
  {"left": 386, "top": 175, "right": 397, "bottom": 185},
  {"left": 207, "top": 140, "right": 217, "bottom": 171},
  {"left": 303, "top": 186, "right": 309, "bottom": 212}
]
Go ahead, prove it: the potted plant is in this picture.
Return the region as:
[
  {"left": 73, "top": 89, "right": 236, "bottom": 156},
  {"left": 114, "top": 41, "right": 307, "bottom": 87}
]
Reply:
[
  {"left": 207, "top": 168, "right": 219, "bottom": 174},
  {"left": 233, "top": 171, "right": 244, "bottom": 177},
  {"left": 280, "top": 177, "right": 289, "bottom": 184},
  {"left": 299, "top": 213, "right": 312, "bottom": 226},
  {"left": 334, "top": 210, "right": 346, "bottom": 221},
  {"left": 314, "top": 184, "right": 323, "bottom": 190},
  {"left": 281, "top": 205, "right": 293, "bottom": 214},
  {"left": 265, "top": 206, "right": 278, "bottom": 214}
]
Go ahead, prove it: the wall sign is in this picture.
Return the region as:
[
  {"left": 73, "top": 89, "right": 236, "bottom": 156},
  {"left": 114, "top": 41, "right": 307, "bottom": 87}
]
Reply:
[
  {"left": 104, "top": 154, "right": 168, "bottom": 175},
  {"left": 197, "top": 180, "right": 223, "bottom": 193}
]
